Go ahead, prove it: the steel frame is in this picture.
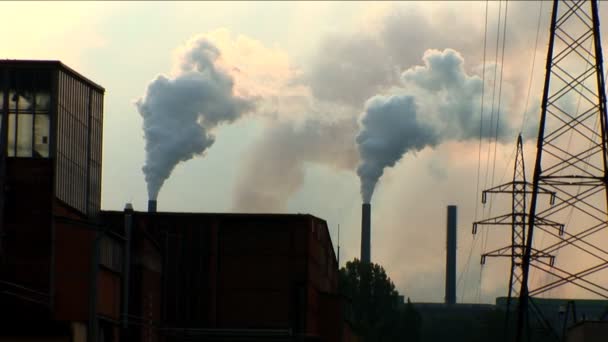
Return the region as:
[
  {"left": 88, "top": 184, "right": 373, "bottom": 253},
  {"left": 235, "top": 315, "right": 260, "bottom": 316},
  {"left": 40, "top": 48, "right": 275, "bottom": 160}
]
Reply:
[
  {"left": 473, "top": 135, "right": 559, "bottom": 336},
  {"left": 516, "top": 1, "right": 608, "bottom": 341}
]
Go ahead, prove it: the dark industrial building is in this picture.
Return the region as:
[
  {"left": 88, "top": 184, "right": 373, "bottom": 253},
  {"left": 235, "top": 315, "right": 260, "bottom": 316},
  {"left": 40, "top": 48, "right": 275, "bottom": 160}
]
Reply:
[
  {"left": 101, "top": 210, "right": 355, "bottom": 341},
  {"left": 0, "top": 60, "right": 113, "bottom": 341},
  {"left": 0, "top": 61, "right": 354, "bottom": 341}
]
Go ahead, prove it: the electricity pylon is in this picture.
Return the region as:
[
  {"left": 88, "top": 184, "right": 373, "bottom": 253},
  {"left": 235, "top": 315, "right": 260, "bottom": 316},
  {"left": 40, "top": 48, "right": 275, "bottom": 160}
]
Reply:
[
  {"left": 473, "top": 135, "right": 562, "bottom": 335},
  {"left": 517, "top": 1, "right": 608, "bottom": 341}
]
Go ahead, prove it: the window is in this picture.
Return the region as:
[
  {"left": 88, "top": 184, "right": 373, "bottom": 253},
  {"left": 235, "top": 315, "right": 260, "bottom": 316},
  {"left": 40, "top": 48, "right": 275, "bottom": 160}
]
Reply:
[
  {"left": 16, "top": 114, "right": 33, "bottom": 157},
  {"left": 34, "top": 114, "right": 50, "bottom": 157},
  {"left": 7, "top": 113, "right": 15, "bottom": 157},
  {"left": 4, "top": 69, "right": 51, "bottom": 159},
  {"left": 100, "top": 235, "right": 123, "bottom": 272}
]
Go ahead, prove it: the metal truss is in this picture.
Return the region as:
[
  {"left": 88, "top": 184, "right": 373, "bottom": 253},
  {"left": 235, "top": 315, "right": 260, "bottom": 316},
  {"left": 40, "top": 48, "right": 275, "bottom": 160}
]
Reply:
[
  {"left": 516, "top": 1, "right": 608, "bottom": 341},
  {"left": 473, "top": 135, "right": 560, "bottom": 335}
]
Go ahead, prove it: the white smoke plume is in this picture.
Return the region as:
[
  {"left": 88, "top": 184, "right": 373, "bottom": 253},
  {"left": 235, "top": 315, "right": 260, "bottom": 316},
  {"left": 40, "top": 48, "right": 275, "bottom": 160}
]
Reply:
[
  {"left": 136, "top": 37, "right": 255, "bottom": 200},
  {"left": 357, "top": 95, "right": 438, "bottom": 203},
  {"left": 357, "top": 48, "right": 517, "bottom": 203}
]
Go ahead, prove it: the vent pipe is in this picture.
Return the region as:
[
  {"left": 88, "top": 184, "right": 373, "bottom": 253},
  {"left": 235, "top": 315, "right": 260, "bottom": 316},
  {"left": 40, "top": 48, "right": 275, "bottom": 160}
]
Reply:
[
  {"left": 361, "top": 203, "right": 371, "bottom": 264},
  {"left": 445, "top": 205, "right": 457, "bottom": 305},
  {"left": 148, "top": 200, "right": 157, "bottom": 213},
  {"left": 122, "top": 203, "right": 133, "bottom": 328}
]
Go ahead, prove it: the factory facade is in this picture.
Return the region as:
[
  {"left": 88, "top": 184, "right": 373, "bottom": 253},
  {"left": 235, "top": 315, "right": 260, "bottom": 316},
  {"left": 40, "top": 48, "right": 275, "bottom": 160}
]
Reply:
[{"left": 0, "top": 61, "right": 356, "bottom": 342}]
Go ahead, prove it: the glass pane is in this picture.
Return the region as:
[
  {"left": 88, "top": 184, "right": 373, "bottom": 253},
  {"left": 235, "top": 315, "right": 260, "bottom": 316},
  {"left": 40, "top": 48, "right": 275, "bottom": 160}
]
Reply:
[
  {"left": 18, "top": 93, "right": 34, "bottom": 112},
  {"left": 0, "top": 90, "right": 4, "bottom": 110},
  {"left": 8, "top": 91, "right": 17, "bottom": 110},
  {"left": 7, "top": 113, "right": 15, "bottom": 157},
  {"left": 35, "top": 92, "right": 50, "bottom": 112},
  {"left": 16, "top": 114, "right": 33, "bottom": 157},
  {"left": 34, "top": 114, "right": 50, "bottom": 158}
]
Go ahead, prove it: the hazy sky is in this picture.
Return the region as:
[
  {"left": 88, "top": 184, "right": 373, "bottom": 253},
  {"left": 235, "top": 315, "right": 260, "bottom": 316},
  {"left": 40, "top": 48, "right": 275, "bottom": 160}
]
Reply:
[{"left": 4, "top": 1, "right": 608, "bottom": 304}]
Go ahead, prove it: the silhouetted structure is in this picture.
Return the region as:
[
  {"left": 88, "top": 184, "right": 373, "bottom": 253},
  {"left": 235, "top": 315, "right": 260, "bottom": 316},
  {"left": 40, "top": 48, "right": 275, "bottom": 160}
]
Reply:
[
  {"left": 517, "top": 1, "right": 608, "bottom": 341},
  {"left": 101, "top": 210, "right": 354, "bottom": 342},
  {"left": 360, "top": 203, "right": 370, "bottom": 264},
  {"left": 0, "top": 61, "right": 357, "bottom": 342},
  {"left": 0, "top": 60, "right": 117, "bottom": 341},
  {"left": 445, "top": 205, "right": 457, "bottom": 305},
  {"left": 473, "top": 135, "right": 560, "bottom": 335}
]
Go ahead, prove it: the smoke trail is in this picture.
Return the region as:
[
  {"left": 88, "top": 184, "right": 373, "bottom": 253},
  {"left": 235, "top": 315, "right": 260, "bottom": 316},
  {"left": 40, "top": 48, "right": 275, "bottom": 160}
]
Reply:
[
  {"left": 136, "top": 37, "right": 255, "bottom": 200},
  {"left": 357, "top": 49, "right": 516, "bottom": 202},
  {"left": 357, "top": 95, "right": 438, "bottom": 203},
  {"left": 233, "top": 116, "right": 358, "bottom": 212}
]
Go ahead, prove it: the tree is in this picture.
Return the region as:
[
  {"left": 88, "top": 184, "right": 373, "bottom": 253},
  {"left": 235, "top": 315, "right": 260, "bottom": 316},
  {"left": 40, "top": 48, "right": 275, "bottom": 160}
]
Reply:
[{"left": 339, "top": 259, "right": 421, "bottom": 342}]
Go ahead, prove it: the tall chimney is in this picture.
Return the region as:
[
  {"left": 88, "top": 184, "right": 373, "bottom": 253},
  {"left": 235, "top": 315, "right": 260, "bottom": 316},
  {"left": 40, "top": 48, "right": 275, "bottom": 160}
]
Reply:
[
  {"left": 361, "top": 203, "right": 371, "bottom": 264},
  {"left": 445, "top": 205, "right": 457, "bottom": 305},
  {"left": 148, "top": 200, "right": 157, "bottom": 213}
]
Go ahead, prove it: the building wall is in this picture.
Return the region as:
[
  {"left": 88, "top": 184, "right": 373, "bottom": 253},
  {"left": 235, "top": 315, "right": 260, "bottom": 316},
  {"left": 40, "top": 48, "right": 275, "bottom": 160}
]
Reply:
[
  {"left": 55, "top": 69, "right": 103, "bottom": 218},
  {"left": 100, "top": 211, "right": 344, "bottom": 341},
  {"left": 0, "top": 61, "right": 112, "bottom": 341},
  {"left": 52, "top": 201, "right": 95, "bottom": 322},
  {"left": 217, "top": 217, "right": 301, "bottom": 329},
  {"left": 1, "top": 158, "right": 53, "bottom": 297}
]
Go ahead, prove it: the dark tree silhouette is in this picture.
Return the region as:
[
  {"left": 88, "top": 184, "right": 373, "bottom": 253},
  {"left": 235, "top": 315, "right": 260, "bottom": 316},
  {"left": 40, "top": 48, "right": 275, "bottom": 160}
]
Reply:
[{"left": 339, "top": 259, "right": 421, "bottom": 342}]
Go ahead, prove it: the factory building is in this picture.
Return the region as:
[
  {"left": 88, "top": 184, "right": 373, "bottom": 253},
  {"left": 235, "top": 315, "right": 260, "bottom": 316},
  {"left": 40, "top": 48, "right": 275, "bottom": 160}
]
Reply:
[
  {"left": 0, "top": 60, "right": 118, "bottom": 341},
  {"left": 0, "top": 60, "right": 354, "bottom": 341},
  {"left": 100, "top": 210, "right": 355, "bottom": 341}
]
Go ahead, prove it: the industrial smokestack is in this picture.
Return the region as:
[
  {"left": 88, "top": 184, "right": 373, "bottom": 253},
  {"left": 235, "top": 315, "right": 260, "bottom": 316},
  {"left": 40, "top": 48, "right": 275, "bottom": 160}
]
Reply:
[
  {"left": 148, "top": 200, "right": 157, "bottom": 213},
  {"left": 445, "top": 205, "right": 457, "bottom": 305},
  {"left": 361, "top": 203, "right": 371, "bottom": 264}
]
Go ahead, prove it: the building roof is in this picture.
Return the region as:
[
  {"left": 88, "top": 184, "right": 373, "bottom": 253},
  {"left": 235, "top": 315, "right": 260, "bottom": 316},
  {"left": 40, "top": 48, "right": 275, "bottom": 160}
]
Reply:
[
  {"left": 102, "top": 209, "right": 326, "bottom": 222},
  {"left": 0, "top": 59, "right": 105, "bottom": 93}
]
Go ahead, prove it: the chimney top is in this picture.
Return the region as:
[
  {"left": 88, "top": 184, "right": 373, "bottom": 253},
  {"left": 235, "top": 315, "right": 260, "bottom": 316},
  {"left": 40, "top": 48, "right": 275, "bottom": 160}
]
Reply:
[{"left": 148, "top": 200, "right": 157, "bottom": 213}]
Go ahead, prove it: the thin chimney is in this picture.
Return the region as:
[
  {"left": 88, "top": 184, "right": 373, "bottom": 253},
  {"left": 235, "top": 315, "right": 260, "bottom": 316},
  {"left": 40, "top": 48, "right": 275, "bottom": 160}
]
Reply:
[
  {"left": 148, "top": 200, "right": 157, "bottom": 213},
  {"left": 445, "top": 205, "right": 457, "bottom": 305},
  {"left": 361, "top": 203, "right": 371, "bottom": 264}
]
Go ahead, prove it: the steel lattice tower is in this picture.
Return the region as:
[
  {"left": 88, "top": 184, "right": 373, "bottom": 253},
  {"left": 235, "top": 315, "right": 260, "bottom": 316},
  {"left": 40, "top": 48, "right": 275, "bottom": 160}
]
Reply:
[
  {"left": 517, "top": 1, "right": 608, "bottom": 341},
  {"left": 473, "top": 135, "right": 561, "bottom": 333}
]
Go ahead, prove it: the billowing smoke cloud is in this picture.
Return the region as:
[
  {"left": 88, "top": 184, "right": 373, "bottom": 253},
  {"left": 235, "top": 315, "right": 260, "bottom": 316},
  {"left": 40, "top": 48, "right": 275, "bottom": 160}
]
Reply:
[
  {"left": 357, "top": 95, "right": 438, "bottom": 203},
  {"left": 136, "top": 37, "right": 255, "bottom": 200},
  {"left": 357, "top": 48, "right": 516, "bottom": 203},
  {"left": 233, "top": 116, "right": 358, "bottom": 212},
  {"left": 235, "top": 2, "right": 544, "bottom": 212}
]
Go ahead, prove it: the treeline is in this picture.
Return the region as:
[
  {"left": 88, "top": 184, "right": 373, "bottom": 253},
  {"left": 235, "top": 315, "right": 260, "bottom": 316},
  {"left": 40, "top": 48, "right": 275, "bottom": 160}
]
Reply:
[{"left": 338, "top": 259, "right": 421, "bottom": 342}]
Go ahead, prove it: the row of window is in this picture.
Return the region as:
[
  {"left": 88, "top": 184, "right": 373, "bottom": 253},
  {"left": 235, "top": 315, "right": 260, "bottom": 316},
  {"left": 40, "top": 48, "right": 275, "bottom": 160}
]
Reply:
[
  {"left": 1, "top": 66, "right": 104, "bottom": 217},
  {"left": 1, "top": 69, "right": 52, "bottom": 158}
]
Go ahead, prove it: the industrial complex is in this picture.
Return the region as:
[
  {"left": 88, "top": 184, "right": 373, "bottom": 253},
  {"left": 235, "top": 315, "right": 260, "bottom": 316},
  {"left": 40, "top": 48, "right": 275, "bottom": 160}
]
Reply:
[
  {"left": 0, "top": 61, "right": 355, "bottom": 341},
  {"left": 4, "top": 1, "right": 608, "bottom": 342}
]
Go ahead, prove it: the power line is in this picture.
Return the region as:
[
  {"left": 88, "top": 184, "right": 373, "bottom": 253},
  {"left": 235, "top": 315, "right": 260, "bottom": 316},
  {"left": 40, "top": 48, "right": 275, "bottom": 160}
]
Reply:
[
  {"left": 482, "top": 0, "right": 510, "bottom": 281},
  {"left": 461, "top": 0, "right": 491, "bottom": 304},
  {"left": 489, "top": 0, "right": 509, "bottom": 203},
  {"left": 520, "top": 0, "right": 545, "bottom": 134},
  {"left": 483, "top": 0, "right": 504, "bottom": 198}
]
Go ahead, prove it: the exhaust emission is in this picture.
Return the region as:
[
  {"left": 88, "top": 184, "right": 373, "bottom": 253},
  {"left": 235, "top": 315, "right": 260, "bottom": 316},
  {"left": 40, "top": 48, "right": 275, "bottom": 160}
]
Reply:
[{"left": 148, "top": 200, "right": 157, "bottom": 213}]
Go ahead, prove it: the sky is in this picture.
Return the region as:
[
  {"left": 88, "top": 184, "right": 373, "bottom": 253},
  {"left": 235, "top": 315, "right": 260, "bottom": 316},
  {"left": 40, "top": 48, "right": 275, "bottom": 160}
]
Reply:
[{"left": 4, "top": 1, "right": 608, "bottom": 304}]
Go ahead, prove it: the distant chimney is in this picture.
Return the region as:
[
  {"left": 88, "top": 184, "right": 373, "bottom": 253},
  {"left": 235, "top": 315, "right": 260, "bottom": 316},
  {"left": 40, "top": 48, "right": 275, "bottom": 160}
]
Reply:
[
  {"left": 445, "top": 205, "right": 457, "bottom": 305},
  {"left": 148, "top": 200, "right": 157, "bottom": 213},
  {"left": 122, "top": 203, "right": 133, "bottom": 328},
  {"left": 361, "top": 203, "right": 371, "bottom": 264}
]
